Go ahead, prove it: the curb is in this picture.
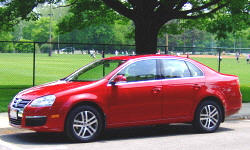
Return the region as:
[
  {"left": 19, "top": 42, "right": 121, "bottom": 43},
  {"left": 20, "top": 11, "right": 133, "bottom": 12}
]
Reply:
[
  {"left": 225, "top": 115, "right": 250, "bottom": 121},
  {"left": 0, "top": 113, "right": 10, "bottom": 128}
]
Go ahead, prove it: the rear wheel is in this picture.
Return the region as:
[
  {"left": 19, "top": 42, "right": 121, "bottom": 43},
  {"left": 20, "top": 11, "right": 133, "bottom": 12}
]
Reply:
[
  {"left": 65, "top": 105, "right": 104, "bottom": 142},
  {"left": 193, "top": 101, "right": 222, "bottom": 133}
]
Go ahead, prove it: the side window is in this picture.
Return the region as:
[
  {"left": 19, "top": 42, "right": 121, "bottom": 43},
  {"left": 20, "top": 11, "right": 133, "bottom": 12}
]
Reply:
[
  {"left": 118, "top": 59, "right": 157, "bottom": 82},
  {"left": 186, "top": 61, "right": 203, "bottom": 77},
  {"left": 161, "top": 59, "right": 191, "bottom": 78}
]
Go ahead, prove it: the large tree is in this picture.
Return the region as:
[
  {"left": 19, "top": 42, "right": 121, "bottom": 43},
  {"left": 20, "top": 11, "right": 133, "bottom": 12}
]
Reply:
[{"left": 0, "top": 0, "right": 249, "bottom": 54}]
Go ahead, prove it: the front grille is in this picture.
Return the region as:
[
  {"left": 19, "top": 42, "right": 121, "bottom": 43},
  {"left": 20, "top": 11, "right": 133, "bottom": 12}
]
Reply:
[
  {"left": 9, "top": 117, "right": 22, "bottom": 125},
  {"left": 12, "top": 98, "right": 31, "bottom": 109}
]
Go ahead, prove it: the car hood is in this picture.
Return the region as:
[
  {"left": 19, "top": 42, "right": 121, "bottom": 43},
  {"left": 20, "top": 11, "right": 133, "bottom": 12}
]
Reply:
[{"left": 17, "top": 80, "right": 95, "bottom": 100}]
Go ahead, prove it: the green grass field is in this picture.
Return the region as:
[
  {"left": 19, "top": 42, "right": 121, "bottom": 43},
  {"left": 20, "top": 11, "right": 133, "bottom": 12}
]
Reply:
[{"left": 0, "top": 53, "right": 249, "bottom": 112}]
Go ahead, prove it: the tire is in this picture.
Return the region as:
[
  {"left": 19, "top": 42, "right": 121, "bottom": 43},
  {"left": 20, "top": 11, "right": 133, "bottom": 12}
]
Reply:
[
  {"left": 65, "top": 105, "right": 104, "bottom": 142},
  {"left": 193, "top": 100, "right": 222, "bottom": 133}
]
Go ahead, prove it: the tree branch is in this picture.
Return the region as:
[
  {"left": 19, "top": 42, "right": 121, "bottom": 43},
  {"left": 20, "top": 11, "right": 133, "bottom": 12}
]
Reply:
[
  {"left": 55, "top": 1, "right": 78, "bottom": 8},
  {"left": 174, "top": 0, "right": 188, "bottom": 11},
  {"left": 129, "top": 0, "right": 159, "bottom": 15},
  {"left": 102, "top": 0, "right": 134, "bottom": 20},
  {"left": 155, "top": 0, "right": 177, "bottom": 20},
  {"left": 128, "top": 0, "right": 136, "bottom": 9},
  {"left": 156, "top": 0, "right": 177, "bottom": 13},
  {"left": 182, "top": 0, "right": 222, "bottom": 14},
  {"left": 177, "top": 3, "right": 227, "bottom": 19}
]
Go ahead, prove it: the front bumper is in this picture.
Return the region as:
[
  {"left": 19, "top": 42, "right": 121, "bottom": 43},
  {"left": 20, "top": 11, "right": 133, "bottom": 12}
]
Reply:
[
  {"left": 25, "top": 116, "right": 47, "bottom": 127},
  {"left": 9, "top": 115, "right": 47, "bottom": 127},
  {"left": 8, "top": 106, "right": 66, "bottom": 132}
]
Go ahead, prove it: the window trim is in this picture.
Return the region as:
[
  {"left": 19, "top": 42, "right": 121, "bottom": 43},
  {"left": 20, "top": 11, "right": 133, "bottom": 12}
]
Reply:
[{"left": 107, "top": 58, "right": 205, "bottom": 86}]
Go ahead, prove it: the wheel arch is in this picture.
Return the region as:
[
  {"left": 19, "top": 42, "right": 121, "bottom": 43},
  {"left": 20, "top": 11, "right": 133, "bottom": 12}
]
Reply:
[
  {"left": 195, "top": 96, "right": 225, "bottom": 122},
  {"left": 64, "top": 100, "right": 106, "bottom": 130}
]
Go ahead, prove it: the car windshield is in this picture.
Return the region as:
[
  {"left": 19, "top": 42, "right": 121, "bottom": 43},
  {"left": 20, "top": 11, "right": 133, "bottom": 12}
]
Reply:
[{"left": 65, "top": 59, "right": 125, "bottom": 82}]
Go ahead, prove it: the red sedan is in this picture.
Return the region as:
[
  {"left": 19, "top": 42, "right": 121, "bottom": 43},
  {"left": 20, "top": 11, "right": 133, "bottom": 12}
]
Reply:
[{"left": 8, "top": 55, "right": 242, "bottom": 142}]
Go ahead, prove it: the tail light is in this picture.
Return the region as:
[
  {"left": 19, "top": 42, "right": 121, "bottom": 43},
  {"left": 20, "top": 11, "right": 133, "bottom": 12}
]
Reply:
[
  {"left": 236, "top": 78, "right": 240, "bottom": 89},
  {"left": 236, "top": 78, "right": 242, "bottom": 97}
]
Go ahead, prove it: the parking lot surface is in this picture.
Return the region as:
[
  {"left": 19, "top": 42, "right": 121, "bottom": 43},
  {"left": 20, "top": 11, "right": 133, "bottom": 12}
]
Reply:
[{"left": 1, "top": 120, "right": 250, "bottom": 150}]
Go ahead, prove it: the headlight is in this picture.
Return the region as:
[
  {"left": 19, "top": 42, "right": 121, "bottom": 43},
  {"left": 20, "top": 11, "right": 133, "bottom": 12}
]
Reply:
[{"left": 30, "top": 95, "right": 56, "bottom": 107}]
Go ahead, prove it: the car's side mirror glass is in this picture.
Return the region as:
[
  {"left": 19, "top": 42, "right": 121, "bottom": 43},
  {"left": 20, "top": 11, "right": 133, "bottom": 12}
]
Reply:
[{"left": 110, "top": 75, "right": 127, "bottom": 85}]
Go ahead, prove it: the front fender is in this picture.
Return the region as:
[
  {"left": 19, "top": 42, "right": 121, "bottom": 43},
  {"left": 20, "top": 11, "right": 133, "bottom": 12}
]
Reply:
[{"left": 62, "top": 93, "right": 104, "bottom": 113}]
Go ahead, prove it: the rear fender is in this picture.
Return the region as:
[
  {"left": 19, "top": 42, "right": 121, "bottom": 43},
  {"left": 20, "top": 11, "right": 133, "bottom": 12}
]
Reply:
[{"left": 192, "top": 89, "right": 227, "bottom": 120}]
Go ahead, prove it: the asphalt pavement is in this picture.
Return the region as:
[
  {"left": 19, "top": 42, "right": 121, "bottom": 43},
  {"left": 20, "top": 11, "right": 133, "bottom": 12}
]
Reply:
[{"left": 0, "top": 120, "right": 250, "bottom": 150}]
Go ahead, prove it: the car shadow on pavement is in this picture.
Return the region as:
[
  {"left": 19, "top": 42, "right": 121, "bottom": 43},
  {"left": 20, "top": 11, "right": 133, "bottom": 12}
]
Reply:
[
  {"left": 100, "top": 123, "right": 233, "bottom": 141},
  {"left": 0, "top": 124, "right": 233, "bottom": 145}
]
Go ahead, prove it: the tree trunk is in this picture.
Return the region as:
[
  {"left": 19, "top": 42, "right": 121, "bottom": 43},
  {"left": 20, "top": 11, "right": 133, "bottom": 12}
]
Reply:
[{"left": 134, "top": 20, "right": 160, "bottom": 55}]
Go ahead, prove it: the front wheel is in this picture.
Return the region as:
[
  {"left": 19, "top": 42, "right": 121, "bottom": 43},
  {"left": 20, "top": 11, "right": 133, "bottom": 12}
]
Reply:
[
  {"left": 193, "top": 101, "right": 222, "bottom": 133},
  {"left": 65, "top": 105, "right": 104, "bottom": 142}
]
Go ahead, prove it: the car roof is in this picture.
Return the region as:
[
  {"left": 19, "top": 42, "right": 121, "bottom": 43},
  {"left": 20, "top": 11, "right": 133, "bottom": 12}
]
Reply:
[{"left": 104, "top": 54, "right": 186, "bottom": 61}]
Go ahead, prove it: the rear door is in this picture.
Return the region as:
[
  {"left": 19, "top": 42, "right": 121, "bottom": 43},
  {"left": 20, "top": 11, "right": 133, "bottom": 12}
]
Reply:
[{"left": 160, "top": 59, "right": 205, "bottom": 119}]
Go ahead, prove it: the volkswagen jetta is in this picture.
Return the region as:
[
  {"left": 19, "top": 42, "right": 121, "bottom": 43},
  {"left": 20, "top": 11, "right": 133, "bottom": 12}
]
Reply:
[{"left": 8, "top": 55, "right": 242, "bottom": 142}]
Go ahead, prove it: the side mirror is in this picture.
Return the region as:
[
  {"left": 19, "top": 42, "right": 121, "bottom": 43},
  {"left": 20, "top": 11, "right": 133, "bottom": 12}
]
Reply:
[{"left": 110, "top": 75, "right": 127, "bottom": 85}]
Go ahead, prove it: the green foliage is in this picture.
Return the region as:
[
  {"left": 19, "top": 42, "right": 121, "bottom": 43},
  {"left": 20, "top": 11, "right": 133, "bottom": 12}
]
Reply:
[
  {"left": 15, "top": 39, "right": 34, "bottom": 53},
  {"left": 158, "top": 27, "right": 250, "bottom": 49},
  {"left": 56, "top": 0, "right": 131, "bottom": 45},
  {"left": 40, "top": 43, "right": 51, "bottom": 53},
  {"left": 37, "top": 3, "right": 69, "bottom": 22},
  {"left": 159, "top": 20, "right": 185, "bottom": 37},
  {"left": 6, "top": 1, "right": 132, "bottom": 47},
  {"left": 57, "top": 0, "right": 125, "bottom": 33},
  {"left": 0, "top": 32, "right": 14, "bottom": 52},
  {"left": 57, "top": 21, "right": 134, "bottom": 46},
  {"left": 0, "top": 0, "right": 45, "bottom": 31},
  {"left": 0, "top": 0, "right": 249, "bottom": 53},
  {"left": 206, "top": 0, "right": 249, "bottom": 40},
  {"left": 22, "top": 17, "right": 56, "bottom": 42}
]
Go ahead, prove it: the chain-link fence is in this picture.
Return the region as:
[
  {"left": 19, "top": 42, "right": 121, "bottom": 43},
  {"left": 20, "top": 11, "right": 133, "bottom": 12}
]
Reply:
[{"left": 0, "top": 40, "right": 249, "bottom": 89}]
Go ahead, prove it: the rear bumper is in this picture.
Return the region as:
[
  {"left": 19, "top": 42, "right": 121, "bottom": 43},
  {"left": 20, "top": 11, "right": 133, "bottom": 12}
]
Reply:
[
  {"left": 225, "top": 93, "right": 242, "bottom": 117},
  {"left": 225, "top": 107, "right": 241, "bottom": 117}
]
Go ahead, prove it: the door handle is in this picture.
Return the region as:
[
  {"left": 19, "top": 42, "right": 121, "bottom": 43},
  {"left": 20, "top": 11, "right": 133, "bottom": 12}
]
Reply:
[
  {"left": 193, "top": 84, "right": 201, "bottom": 90},
  {"left": 152, "top": 87, "right": 162, "bottom": 94}
]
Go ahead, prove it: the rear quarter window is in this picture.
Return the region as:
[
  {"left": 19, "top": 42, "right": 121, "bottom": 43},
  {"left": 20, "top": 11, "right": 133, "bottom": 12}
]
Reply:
[{"left": 186, "top": 61, "right": 203, "bottom": 77}]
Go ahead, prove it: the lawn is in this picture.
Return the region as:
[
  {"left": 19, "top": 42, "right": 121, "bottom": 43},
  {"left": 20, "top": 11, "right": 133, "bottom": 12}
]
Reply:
[{"left": 0, "top": 53, "right": 249, "bottom": 112}]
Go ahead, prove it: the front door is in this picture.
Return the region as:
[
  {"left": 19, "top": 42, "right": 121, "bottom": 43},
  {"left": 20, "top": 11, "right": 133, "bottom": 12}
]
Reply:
[{"left": 107, "top": 59, "right": 163, "bottom": 124}]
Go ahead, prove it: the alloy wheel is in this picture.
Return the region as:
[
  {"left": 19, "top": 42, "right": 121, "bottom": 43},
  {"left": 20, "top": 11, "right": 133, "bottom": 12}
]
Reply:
[
  {"left": 199, "top": 105, "right": 219, "bottom": 130},
  {"left": 73, "top": 110, "right": 98, "bottom": 139}
]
